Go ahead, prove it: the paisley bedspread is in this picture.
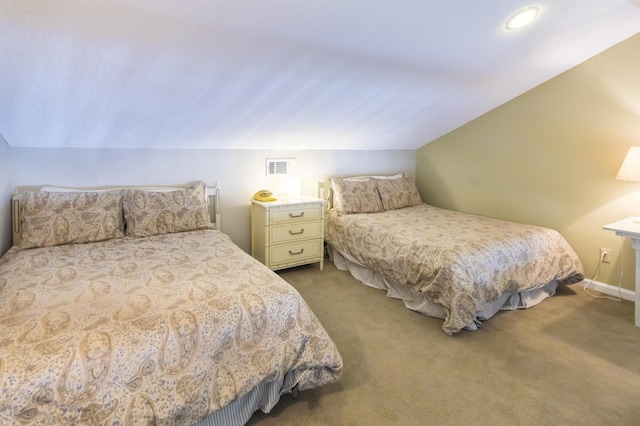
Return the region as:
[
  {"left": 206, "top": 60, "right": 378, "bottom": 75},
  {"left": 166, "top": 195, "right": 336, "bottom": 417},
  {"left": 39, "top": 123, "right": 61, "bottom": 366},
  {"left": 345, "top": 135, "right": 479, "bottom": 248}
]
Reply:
[
  {"left": 0, "top": 229, "right": 342, "bottom": 424},
  {"left": 325, "top": 204, "right": 584, "bottom": 335}
]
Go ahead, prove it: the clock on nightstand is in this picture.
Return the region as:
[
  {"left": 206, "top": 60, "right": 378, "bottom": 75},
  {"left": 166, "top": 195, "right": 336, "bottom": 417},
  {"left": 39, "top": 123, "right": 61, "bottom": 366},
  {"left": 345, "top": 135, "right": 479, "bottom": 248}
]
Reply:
[{"left": 251, "top": 196, "right": 326, "bottom": 271}]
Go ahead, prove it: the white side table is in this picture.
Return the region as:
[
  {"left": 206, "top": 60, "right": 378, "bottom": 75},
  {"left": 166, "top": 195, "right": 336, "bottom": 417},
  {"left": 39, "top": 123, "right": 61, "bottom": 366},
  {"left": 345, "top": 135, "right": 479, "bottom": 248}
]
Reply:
[{"left": 603, "top": 218, "right": 640, "bottom": 327}]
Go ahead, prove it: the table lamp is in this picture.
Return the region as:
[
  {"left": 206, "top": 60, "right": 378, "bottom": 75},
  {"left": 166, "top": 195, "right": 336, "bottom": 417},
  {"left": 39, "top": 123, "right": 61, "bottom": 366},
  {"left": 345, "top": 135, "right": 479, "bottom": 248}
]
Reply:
[{"left": 617, "top": 146, "right": 640, "bottom": 223}]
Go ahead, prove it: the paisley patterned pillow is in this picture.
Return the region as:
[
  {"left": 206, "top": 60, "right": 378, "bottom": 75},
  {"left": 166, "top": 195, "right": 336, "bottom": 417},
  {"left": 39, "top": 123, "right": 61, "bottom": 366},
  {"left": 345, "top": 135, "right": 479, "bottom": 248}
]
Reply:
[
  {"left": 331, "top": 178, "right": 384, "bottom": 214},
  {"left": 375, "top": 176, "right": 423, "bottom": 210},
  {"left": 17, "top": 190, "right": 125, "bottom": 249},
  {"left": 123, "top": 182, "right": 212, "bottom": 237}
]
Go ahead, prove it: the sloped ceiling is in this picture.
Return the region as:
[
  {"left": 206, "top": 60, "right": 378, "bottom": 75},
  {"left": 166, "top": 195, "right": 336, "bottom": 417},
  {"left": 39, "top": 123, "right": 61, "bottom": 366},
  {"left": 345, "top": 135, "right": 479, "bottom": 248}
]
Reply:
[{"left": 1, "top": 1, "right": 639, "bottom": 150}]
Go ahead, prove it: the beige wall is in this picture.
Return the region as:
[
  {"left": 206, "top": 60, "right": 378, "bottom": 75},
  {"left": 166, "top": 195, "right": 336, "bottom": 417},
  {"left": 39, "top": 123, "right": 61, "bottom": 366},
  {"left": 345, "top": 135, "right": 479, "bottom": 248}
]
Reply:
[{"left": 416, "top": 33, "right": 640, "bottom": 292}]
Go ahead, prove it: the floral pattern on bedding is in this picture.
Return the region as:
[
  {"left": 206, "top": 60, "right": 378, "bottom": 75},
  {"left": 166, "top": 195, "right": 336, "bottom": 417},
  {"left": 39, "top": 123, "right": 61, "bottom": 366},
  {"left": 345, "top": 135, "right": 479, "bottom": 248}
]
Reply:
[
  {"left": 123, "top": 182, "right": 213, "bottom": 237},
  {"left": 15, "top": 190, "right": 125, "bottom": 249},
  {"left": 330, "top": 178, "right": 384, "bottom": 214},
  {"left": 374, "top": 176, "right": 422, "bottom": 210},
  {"left": 0, "top": 229, "right": 342, "bottom": 425},
  {"left": 325, "top": 204, "right": 584, "bottom": 335}
]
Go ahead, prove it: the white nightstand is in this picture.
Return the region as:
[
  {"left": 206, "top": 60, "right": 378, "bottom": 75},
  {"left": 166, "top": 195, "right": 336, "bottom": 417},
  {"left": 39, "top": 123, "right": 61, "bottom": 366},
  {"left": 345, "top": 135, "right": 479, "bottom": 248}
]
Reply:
[
  {"left": 603, "top": 217, "right": 640, "bottom": 327},
  {"left": 251, "top": 196, "right": 325, "bottom": 271}
]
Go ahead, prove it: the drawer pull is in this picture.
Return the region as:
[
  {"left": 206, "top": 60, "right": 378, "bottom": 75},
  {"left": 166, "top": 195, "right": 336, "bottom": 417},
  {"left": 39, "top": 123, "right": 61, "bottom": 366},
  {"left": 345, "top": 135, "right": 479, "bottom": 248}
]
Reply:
[
  {"left": 289, "top": 212, "right": 305, "bottom": 218},
  {"left": 289, "top": 228, "right": 305, "bottom": 235},
  {"left": 288, "top": 248, "right": 305, "bottom": 255}
]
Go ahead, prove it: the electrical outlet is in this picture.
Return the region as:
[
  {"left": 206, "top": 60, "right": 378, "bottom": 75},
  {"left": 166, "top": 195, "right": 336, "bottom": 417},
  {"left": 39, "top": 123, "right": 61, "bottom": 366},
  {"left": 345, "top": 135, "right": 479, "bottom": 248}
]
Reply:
[{"left": 600, "top": 248, "right": 611, "bottom": 263}]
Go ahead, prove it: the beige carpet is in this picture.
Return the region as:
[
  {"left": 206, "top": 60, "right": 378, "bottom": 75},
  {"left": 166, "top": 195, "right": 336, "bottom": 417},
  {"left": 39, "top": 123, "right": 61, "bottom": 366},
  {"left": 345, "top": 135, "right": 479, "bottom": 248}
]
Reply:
[{"left": 247, "top": 260, "right": 640, "bottom": 426}]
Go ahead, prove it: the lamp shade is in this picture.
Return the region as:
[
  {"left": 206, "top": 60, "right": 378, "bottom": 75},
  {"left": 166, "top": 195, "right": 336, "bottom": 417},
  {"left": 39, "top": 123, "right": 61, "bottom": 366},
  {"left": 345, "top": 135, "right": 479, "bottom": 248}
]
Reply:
[{"left": 616, "top": 147, "right": 640, "bottom": 182}]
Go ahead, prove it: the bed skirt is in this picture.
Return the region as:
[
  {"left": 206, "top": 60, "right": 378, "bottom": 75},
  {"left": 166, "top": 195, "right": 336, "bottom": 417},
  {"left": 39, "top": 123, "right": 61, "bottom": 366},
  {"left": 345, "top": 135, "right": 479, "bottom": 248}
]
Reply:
[
  {"left": 197, "top": 370, "right": 299, "bottom": 426},
  {"left": 328, "top": 245, "right": 558, "bottom": 331}
]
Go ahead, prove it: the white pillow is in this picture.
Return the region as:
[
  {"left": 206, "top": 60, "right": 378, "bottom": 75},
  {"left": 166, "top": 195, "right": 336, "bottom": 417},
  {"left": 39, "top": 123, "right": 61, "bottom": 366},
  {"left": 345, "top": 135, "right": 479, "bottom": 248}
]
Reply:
[{"left": 369, "top": 174, "right": 404, "bottom": 179}]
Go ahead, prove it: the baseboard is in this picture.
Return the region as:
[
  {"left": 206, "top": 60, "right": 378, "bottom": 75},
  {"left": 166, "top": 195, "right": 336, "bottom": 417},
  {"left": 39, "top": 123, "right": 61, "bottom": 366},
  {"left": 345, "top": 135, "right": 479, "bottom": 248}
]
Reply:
[{"left": 574, "top": 279, "right": 635, "bottom": 302}]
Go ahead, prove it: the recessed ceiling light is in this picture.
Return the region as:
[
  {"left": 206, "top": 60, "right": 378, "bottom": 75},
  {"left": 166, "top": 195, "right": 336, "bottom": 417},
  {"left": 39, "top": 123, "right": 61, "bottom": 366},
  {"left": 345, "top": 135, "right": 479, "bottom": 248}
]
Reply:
[{"left": 505, "top": 6, "right": 539, "bottom": 30}]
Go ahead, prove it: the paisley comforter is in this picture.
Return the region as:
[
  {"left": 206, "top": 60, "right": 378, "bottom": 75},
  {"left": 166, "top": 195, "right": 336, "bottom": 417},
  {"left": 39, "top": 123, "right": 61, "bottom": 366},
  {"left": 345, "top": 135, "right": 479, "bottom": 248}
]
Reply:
[
  {"left": 0, "top": 229, "right": 342, "bottom": 424},
  {"left": 325, "top": 204, "right": 584, "bottom": 335}
]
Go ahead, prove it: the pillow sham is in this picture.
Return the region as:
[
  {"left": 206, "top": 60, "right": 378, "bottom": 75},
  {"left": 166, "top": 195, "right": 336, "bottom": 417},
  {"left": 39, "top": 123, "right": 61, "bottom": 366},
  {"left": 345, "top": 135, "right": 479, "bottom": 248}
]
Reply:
[
  {"left": 123, "top": 182, "right": 212, "bottom": 237},
  {"left": 16, "top": 189, "right": 125, "bottom": 249},
  {"left": 374, "top": 176, "right": 423, "bottom": 210},
  {"left": 331, "top": 178, "right": 384, "bottom": 214}
]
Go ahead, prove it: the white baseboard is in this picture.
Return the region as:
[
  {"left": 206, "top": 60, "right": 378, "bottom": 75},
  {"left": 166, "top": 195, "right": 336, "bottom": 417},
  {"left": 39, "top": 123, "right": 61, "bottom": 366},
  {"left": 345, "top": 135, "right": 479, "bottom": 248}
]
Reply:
[{"left": 574, "top": 279, "right": 635, "bottom": 302}]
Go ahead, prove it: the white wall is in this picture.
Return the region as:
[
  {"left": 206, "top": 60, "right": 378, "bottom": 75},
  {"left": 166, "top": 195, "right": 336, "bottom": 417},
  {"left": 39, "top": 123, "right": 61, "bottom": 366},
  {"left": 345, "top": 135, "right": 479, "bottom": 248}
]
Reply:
[
  {"left": 0, "top": 134, "right": 11, "bottom": 254},
  {"left": 10, "top": 148, "right": 415, "bottom": 252}
]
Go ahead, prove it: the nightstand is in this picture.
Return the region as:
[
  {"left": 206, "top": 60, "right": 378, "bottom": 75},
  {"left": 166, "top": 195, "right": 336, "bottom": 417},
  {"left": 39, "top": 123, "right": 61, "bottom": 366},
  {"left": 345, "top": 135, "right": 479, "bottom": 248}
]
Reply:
[
  {"left": 251, "top": 196, "right": 325, "bottom": 271},
  {"left": 603, "top": 217, "right": 640, "bottom": 327}
]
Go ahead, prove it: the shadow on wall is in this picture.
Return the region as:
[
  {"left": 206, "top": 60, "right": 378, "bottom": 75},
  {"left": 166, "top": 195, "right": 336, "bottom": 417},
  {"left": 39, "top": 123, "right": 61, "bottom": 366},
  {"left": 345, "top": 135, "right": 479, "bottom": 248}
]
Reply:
[
  {"left": 415, "top": 156, "right": 454, "bottom": 208},
  {"left": 415, "top": 135, "right": 639, "bottom": 233}
]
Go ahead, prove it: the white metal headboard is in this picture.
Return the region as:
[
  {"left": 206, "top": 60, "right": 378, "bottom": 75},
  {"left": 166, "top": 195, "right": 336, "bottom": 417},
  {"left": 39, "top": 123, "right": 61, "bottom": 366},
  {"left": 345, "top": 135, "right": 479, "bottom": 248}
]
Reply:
[
  {"left": 12, "top": 183, "right": 221, "bottom": 247},
  {"left": 205, "top": 185, "right": 221, "bottom": 231},
  {"left": 316, "top": 179, "right": 334, "bottom": 210}
]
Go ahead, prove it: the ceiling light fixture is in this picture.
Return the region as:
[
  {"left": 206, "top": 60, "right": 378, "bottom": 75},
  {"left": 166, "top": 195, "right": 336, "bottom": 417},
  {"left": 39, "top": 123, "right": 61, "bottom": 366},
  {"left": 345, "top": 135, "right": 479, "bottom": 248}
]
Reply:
[{"left": 505, "top": 6, "right": 539, "bottom": 30}]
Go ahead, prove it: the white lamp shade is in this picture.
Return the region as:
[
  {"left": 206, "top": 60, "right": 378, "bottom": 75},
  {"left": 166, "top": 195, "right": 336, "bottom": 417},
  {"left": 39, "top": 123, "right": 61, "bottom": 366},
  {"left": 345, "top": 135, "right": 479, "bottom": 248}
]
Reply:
[
  {"left": 288, "top": 176, "right": 302, "bottom": 200},
  {"left": 616, "top": 147, "right": 640, "bottom": 182}
]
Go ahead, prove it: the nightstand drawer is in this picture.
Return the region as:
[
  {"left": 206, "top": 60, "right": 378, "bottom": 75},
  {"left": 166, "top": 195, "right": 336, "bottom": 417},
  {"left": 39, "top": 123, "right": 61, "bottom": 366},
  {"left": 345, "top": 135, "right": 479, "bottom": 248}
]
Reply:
[
  {"left": 270, "top": 205, "right": 322, "bottom": 224},
  {"left": 270, "top": 240, "right": 322, "bottom": 265},
  {"left": 271, "top": 221, "right": 321, "bottom": 243}
]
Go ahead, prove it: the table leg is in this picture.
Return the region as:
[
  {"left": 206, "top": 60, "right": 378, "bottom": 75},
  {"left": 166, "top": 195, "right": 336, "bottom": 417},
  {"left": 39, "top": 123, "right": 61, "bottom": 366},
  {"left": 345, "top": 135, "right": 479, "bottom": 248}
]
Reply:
[{"left": 632, "top": 240, "right": 640, "bottom": 327}]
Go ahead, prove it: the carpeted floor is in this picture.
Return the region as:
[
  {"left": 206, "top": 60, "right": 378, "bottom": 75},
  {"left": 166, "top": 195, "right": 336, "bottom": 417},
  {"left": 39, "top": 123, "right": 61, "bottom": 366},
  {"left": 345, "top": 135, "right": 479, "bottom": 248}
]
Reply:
[{"left": 247, "top": 259, "right": 640, "bottom": 426}]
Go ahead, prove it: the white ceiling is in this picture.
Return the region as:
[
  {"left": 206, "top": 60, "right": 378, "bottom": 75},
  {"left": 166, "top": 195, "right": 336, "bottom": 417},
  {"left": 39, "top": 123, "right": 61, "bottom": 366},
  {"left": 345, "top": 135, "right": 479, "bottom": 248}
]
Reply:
[{"left": 1, "top": 0, "right": 640, "bottom": 150}]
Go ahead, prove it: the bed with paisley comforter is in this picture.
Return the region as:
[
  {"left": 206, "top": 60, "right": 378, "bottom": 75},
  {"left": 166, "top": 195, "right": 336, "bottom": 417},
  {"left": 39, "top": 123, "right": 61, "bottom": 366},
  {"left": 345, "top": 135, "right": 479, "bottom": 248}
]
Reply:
[
  {"left": 0, "top": 182, "right": 342, "bottom": 425},
  {"left": 319, "top": 175, "right": 584, "bottom": 336}
]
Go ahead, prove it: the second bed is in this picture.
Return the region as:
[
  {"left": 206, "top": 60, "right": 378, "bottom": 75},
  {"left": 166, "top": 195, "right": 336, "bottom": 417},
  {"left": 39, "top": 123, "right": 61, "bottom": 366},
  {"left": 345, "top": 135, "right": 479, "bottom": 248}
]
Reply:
[{"left": 319, "top": 175, "right": 584, "bottom": 335}]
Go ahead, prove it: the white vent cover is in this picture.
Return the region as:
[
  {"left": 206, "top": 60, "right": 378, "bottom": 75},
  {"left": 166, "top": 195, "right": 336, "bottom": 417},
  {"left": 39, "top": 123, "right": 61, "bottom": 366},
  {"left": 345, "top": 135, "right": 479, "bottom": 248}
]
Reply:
[{"left": 266, "top": 158, "right": 295, "bottom": 176}]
